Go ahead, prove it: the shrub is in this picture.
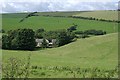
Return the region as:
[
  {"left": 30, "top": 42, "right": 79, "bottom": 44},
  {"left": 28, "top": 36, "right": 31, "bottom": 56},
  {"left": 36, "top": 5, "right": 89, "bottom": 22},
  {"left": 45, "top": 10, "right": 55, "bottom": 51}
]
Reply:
[
  {"left": 67, "top": 25, "right": 77, "bottom": 32},
  {"left": 2, "top": 54, "right": 31, "bottom": 78},
  {"left": 75, "top": 31, "right": 84, "bottom": 34},
  {"left": 84, "top": 29, "right": 106, "bottom": 35}
]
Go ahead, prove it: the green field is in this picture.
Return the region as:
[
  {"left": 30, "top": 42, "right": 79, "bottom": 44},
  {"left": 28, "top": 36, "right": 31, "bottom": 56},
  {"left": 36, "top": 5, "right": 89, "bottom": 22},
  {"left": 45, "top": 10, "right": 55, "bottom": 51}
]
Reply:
[
  {"left": 2, "top": 32, "right": 118, "bottom": 68},
  {"left": 2, "top": 11, "right": 118, "bottom": 33},
  {"left": 2, "top": 33, "right": 118, "bottom": 77},
  {"left": 73, "top": 10, "right": 119, "bottom": 21},
  {"left": 2, "top": 11, "right": 119, "bottom": 78}
]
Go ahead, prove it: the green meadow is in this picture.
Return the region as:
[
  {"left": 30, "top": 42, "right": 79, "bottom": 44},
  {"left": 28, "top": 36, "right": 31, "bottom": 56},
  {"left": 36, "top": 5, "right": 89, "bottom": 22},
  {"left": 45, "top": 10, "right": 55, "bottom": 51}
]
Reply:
[
  {"left": 2, "top": 10, "right": 119, "bottom": 78},
  {"left": 2, "top": 33, "right": 118, "bottom": 78},
  {"left": 73, "top": 10, "right": 119, "bottom": 21},
  {"left": 2, "top": 11, "right": 118, "bottom": 33}
]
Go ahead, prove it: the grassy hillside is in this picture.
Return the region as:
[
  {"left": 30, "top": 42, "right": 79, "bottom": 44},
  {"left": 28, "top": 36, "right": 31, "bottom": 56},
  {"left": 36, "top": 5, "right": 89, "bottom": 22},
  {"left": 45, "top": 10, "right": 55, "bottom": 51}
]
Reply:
[
  {"left": 2, "top": 11, "right": 118, "bottom": 78},
  {"left": 2, "top": 12, "right": 118, "bottom": 33},
  {"left": 37, "top": 11, "right": 86, "bottom": 17},
  {"left": 73, "top": 10, "right": 119, "bottom": 21},
  {"left": 3, "top": 33, "right": 118, "bottom": 70}
]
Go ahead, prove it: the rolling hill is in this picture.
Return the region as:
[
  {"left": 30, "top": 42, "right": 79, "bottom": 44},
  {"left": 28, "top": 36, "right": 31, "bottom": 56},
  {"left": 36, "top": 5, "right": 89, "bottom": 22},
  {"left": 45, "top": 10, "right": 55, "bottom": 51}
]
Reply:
[
  {"left": 73, "top": 10, "right": 119, "bottom": 21},
  {"left": 2, "top": 10, "right": 118, "bottom": 78},
  {"left": 2, "top": 11, "right": 118, "bottom": 33},
  {"left": 2, "top": 33, "right": 118, "bottom": 70}
]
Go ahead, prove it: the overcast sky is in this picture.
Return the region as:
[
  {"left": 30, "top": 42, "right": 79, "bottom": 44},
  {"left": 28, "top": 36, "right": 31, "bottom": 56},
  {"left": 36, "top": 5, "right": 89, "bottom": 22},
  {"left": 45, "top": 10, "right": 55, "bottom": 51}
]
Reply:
[{"left": 0, "top": 0, "right": 119, "bottom": 13}]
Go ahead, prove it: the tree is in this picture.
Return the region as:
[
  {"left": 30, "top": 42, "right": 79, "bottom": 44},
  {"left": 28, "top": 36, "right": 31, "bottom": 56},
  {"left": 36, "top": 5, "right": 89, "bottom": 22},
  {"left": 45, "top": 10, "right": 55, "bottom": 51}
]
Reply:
[
  {"left": 56, "top": 29, "right": 75, "bottom": 46},
  {"left": 35, "top": 28, "right": 45, "bottom": 38},
  {"left": 3, "top": 29, "right": 36, "bottom": 50},
  {"left": 40, "top": 29, "right": 75, "bottom": 47},
  {"left": 35, "top": 28, "right": 45, "bottom": 33},
  {"left": 67, "top": 24, "right": 77, "bottom": 32},
  {"left": 41, "top": 39, "right": 48, "bottom": 48},
  {"left": 12, "top": 29, "right": 36, "bottom": 50},
  {"left": 43, "top": 31, "right": 58, "bottom": 40},
  {"left": 2, "top": 35, "right": 11, "bottom": 49}
]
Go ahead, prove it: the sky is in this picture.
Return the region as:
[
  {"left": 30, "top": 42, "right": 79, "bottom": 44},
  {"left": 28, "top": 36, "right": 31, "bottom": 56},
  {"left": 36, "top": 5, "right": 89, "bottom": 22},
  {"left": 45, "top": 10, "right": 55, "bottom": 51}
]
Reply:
[{"left": 0, "top": 0, "right": 120, "bottom": 13}]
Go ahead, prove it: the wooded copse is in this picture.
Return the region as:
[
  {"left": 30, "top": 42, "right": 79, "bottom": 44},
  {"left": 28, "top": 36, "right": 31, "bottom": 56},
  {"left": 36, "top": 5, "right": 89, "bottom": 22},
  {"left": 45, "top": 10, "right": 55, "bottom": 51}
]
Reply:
[{"left": 2, "top": 25, "right": 106, "bottom": 50}]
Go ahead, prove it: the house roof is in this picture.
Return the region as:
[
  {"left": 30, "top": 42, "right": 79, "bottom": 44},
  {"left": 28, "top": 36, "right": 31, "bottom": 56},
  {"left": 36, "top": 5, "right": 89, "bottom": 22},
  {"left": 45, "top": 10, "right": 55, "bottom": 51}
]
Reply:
[
  {"left": 35, "top": 39, "right": 43, "bottom": 43},
  {"left": 35, "top": 39, "right": 57, "bottom": 43}
]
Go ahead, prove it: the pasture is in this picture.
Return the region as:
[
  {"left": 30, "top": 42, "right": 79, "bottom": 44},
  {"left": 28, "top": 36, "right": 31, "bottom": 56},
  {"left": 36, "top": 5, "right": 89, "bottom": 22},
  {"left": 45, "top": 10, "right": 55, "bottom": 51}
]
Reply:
[
  {"left": 2, "top": 11, "right": 118, "bottom": 33},
  {"left": 2, "top": 10, "right": 119, "bottom": 78},
  {"left": 73, "top": 10, "right": 119, "bottom": 21},
  {"left": 2, "top": 33, "right": 118, "bottom": 78}
]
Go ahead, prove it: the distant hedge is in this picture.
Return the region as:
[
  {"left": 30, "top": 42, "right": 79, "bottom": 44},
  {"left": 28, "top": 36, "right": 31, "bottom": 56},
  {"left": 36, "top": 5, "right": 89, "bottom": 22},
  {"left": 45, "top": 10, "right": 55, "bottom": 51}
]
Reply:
[
  {"left": 42, "top": 14, "right": 120, "bottom": 23},
  {"left": 75, "top": 29, "right": 106, "bottom": 38},
  {"left": 72, "top": 16, "right": 120, "bottom": 23}
]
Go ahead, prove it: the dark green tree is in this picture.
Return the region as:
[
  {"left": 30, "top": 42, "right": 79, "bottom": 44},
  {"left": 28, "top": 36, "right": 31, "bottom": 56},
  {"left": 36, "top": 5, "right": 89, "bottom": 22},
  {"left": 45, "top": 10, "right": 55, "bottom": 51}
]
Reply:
[
  {"left": 41, "top": 39, "right": 48, "bottom": 48},
  {"left": 13, "top": 29, "right": 36, "bottom": 50},
  {"left": 56, "top": 29, "right": 75, "bottom": 46},
  {"left": 67, "top": 24, "right": 77, "bottom": 32},
  {"left": 35, "top": 28, "right": 45, "bottom": 38},
  {"left": 3, "top": 29, "right": 36, "bottom": 50},
  {"left": 2, "top": 35, "right": 11, "bottom": 49}
]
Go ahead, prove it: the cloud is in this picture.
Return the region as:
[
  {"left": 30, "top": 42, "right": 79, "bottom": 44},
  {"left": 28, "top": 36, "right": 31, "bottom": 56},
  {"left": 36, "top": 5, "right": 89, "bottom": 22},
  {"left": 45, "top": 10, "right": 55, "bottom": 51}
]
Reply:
[
  {"left": 1, "top": 0, "right": 119, "bottom": 13},
  {"left": 1, "top": 0, "right": 119, "bottom": 2}
]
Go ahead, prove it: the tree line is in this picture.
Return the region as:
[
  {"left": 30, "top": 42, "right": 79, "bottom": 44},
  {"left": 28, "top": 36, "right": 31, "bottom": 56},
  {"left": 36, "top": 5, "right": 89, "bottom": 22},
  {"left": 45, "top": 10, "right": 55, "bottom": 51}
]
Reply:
[
  {"left": 2, "top": 25, "right": 106, "bottom": 50},
  {"left": 75, "top": 29, "right": 106, "bottom": 38},
  {"left": 41, "top": 15, "right": 120, "bottom": 23},
  {"left": 2, "top": 26, "right": 76, "bottom": 50}
]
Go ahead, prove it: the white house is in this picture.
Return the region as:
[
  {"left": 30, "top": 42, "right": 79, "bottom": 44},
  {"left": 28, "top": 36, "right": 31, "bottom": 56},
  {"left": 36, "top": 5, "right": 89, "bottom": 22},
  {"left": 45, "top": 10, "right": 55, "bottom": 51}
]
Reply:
[{"left": 35, "top": 39, "right": 57, "bottom": 47}]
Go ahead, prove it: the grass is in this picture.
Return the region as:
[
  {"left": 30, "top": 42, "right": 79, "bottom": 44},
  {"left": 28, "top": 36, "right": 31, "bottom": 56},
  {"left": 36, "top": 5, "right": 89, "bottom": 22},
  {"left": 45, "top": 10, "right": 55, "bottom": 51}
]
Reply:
[
  {"left": 2, "top": 33, "right": 118, "bottom": 78},
  {"left": 2, "top": 10, "right": 119, "bottom": 78},
  {"left": 2, "top": 11, "right": 118, "bottom": 33},
  {"left": 73, "top": 10, "right": 119, "bottom": 21},
  {"left": 2, "top": 33, "right": 118, "bottom": 69}
]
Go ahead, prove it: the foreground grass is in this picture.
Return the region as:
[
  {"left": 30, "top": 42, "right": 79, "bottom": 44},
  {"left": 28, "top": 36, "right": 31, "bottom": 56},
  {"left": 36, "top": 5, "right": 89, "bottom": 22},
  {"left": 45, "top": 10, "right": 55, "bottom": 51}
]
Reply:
[{"left": 2, "top": 33, "right": 118, "bottom": 78}]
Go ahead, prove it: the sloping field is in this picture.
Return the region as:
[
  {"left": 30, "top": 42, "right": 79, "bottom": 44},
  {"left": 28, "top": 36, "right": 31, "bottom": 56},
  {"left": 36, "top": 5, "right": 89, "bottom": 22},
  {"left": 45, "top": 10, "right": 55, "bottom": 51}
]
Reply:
[
  {"left": 73, "top": 10, "right": 119, "bottom": 21},
  {"left": 37, "top": 11, "right": 86, "bottom": 17},
  {"left": 2, "top": 12, "right": 118, "bottom": 33},
  {"left": 2, "top": 33, "right": 118, "bottom": 70}
]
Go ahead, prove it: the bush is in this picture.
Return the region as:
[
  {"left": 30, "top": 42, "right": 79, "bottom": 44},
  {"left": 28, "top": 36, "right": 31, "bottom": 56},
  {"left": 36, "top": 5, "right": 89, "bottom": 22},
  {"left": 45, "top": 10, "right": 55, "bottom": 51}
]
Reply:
[
  {"left": 84, "top": 29, "right": 106, "bottom": 35},
  {"left": 75, "top": 31, "right": 83, "bottom": 34},
  {"left": 75, "top": 29, "right": 106, "bottom": 39},
  {"left": 2, "top": 54, "right": 31, "bottom": 78},
  {"left": 67, "top": 25, "right": 77, "bottom": 32}
]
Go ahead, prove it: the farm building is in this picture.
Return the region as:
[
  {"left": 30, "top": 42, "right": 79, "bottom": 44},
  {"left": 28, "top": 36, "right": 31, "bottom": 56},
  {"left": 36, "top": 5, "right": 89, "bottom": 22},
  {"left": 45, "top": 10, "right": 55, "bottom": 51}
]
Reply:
[{"left": 35, "top": 39, "right": 57, "bottom": 47}]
